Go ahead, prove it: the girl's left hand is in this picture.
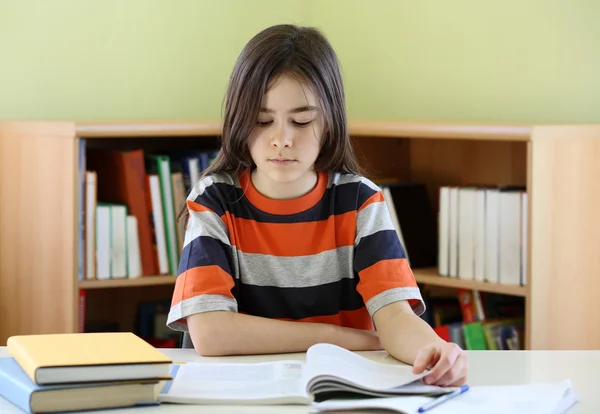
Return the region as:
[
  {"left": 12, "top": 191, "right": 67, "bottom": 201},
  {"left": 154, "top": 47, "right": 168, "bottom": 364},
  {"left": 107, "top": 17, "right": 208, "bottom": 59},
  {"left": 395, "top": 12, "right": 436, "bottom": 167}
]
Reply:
[{"left": 411, "top": 341, "right": 468, "bottom": 387}]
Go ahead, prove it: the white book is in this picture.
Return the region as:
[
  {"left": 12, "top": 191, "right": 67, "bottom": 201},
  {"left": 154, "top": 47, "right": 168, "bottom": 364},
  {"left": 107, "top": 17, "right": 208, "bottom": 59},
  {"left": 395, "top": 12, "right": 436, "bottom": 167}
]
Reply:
[
  {"left": 484, "top": 189, "right": 500, "bottom": 283},
  {"left": 499, "top": 190, "right": 522, "bottom": 286},
  {"left": 521, "top": 192, "right": 528, "bottom": 286},
  {"left": 95, "top": 205, "right": 111, "bottom": 280},
  {"left": 474, "top": 189, "right": 486, "bottom": 282},
  {"left": 126, "top": 215, "right": 142, "bottom": 278},
  {"left": 448, "top": 187, "right": 459, "bottom": 277},
  {"left": 438, "top": 187, "right": 450, "bottom": 276},
  {"left": 458, "top": 187, "right": 475, "bottom": 280},
  {"left": 159, "top": 343, "right": 451, "bottom": 406},
  {"left": 149, "top": 175, "right": 169, "bottom": 275},
  {"left": 85, "top": 171, "right": 97, "bottom": 280},
  {"left": 110, "top": 205, "right": 127, "bottom": 279}
]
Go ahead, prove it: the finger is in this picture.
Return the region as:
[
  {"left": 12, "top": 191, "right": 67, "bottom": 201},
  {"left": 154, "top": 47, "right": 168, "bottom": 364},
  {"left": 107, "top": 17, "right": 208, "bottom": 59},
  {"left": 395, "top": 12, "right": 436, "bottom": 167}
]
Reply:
[
  {"left": 423, "top": 344, "right": 461, "bottom": 384},
  {"left": 433, "top": 353, "right": 468, "bottom": 387},
  {"left": 412, "top": 346, "right": 437, "bottom": 374}
]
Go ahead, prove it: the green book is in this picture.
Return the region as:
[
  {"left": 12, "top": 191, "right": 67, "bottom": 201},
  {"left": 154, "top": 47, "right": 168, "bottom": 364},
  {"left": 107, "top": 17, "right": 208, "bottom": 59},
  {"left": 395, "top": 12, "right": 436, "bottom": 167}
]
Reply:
[
  {"left": 146, "top": 155, "right": 179, "bottom": 276},
  {"left": 462, "top": 322, "right": 488, "bottom": 350}
]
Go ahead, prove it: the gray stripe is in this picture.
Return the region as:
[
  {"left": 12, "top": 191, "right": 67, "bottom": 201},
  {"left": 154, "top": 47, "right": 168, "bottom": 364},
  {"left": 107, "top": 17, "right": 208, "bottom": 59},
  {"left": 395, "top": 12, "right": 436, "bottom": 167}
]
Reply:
[
  {"left": 366, "top": 287, "right": 425, "bottom": 317},
  {"left": 329, "top": 173, "right": 381, "bottom": 194},
  {"left": 237, "top": 246, "right": 354, "bottom": 287},
  {"left": 167, "top": 295, "right": 238, "bottom": 332},
  {"left": 188, "top": 172, "right": 239, "bottom": 200},
  {"left": 183, "top": 210, "right": 230, "bottom": 249},
  {"left": 356, "top": 201, "right": 395, "bottom": 244}
]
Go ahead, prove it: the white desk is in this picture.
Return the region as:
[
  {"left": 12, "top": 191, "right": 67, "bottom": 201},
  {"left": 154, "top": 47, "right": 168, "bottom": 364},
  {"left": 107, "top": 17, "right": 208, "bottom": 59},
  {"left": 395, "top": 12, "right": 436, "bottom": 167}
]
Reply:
[{"left": 1, "top": 347, "right": 598, "bottom": 413}]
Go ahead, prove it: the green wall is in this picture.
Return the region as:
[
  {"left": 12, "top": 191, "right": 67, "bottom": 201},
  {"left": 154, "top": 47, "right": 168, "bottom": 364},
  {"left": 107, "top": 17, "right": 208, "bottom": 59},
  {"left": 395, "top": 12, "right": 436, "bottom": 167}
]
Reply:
[
  {"left": 0, "top": 0, "right": 309, "bottom": 121},
  {"left": 1, "top": 0, "right": 599, "bottom": 123},
  {"left": 312, "top": 0, "right": 600, "bottom": 124}
]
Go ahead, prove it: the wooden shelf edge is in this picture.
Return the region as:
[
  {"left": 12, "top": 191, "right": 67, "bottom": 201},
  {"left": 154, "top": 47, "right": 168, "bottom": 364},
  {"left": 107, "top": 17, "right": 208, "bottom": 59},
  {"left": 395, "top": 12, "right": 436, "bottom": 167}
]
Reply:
[
  {"left": 79, "top": 276, "right": 176, "bottom": 289},
  {"left": 76, "top": 121, "right": 223, "bottom": 138},
  {"left": 71, "top": 120, "right": 532, "bottom": 141},
  {"left": 413, "top": 268, "right": 528, "bottom": 297}
]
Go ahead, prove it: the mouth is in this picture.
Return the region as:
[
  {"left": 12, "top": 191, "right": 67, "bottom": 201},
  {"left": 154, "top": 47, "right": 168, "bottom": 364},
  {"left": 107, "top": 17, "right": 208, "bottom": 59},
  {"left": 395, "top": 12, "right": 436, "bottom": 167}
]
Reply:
[{"left": 268, "top": 158, "right": 297, "bottom": 166}]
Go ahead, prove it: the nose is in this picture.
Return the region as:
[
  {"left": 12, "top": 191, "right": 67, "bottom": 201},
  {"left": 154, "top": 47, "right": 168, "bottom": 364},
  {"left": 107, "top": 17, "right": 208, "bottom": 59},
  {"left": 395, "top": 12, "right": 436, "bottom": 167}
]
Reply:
[{"left": 271, "top": 127, "right": 292, "bottom": 148}]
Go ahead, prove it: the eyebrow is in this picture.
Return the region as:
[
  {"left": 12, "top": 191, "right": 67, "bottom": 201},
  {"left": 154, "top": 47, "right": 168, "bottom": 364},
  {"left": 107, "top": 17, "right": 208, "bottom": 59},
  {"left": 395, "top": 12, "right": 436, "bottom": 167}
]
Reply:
[{"left": 259, "top": 105, "right": 319, "bottom": 114}]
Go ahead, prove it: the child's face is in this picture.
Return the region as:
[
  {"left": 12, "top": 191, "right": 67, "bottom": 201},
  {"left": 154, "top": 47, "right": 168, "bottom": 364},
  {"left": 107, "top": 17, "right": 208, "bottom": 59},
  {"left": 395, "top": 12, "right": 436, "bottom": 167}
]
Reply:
[{"left": 247, "top": 73, "right": 324, "bottom": 189}]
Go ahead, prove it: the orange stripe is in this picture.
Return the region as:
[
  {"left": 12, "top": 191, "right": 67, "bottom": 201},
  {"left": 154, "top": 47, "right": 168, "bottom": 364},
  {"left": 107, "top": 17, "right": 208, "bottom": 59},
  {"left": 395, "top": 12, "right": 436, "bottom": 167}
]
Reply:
[
  {"left": 359, "top": 191, "right": 384, "bottom": 212},
  {"left": 222, "top": 211, "right": 356, "bottom": 256},
  {"left": 274, "top": 308, "right": 375, "bottom": 331},
  {"left": 187, "top": 199, "right": 214, "bottom": 213},
  {"left": 171, "top": 265, "right": 235, "bottom": 307},
  {"left": 357, "top": 258, "right": 417, "bottom": 303}
]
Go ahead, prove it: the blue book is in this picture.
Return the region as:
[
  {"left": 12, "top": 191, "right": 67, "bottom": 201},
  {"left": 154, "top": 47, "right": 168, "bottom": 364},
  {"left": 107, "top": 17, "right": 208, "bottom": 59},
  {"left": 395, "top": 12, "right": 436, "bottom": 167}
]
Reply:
[{"left": 0, "top": 357, "right": 159, "bottom": 413}]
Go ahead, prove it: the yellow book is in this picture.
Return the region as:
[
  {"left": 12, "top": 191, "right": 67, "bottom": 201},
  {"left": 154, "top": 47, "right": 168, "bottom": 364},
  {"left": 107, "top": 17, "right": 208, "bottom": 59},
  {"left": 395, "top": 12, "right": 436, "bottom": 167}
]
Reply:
[{"left": 7, "top": 332, "right": 172, "bottom": 385}]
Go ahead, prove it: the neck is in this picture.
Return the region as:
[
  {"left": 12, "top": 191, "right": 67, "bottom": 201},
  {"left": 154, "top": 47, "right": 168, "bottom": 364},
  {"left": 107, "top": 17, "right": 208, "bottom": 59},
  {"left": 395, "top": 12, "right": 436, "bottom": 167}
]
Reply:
[{"left": 251, "top": 169, "right": 318, "bottom": 200}]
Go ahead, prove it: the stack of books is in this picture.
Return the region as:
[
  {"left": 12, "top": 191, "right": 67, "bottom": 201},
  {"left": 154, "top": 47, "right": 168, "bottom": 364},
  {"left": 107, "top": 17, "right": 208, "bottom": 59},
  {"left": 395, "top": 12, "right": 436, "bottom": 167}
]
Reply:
[{"left": 0, "top": 332, "right": 172, "bottom": 413}]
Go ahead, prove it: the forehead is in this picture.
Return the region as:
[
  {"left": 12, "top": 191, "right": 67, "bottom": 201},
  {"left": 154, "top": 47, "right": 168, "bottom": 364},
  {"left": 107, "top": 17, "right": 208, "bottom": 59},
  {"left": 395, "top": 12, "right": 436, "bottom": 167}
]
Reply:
[{"left": 262, "top": 73, "right": 319, "bottom": 109}]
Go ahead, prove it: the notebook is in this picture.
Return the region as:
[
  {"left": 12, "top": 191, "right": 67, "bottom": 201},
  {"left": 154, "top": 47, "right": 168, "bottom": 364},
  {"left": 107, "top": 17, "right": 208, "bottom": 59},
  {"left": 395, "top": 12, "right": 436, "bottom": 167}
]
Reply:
[
  {"left": 6, "top": 332, "right": 172, "bottom": 385},
  {"left": 0, "top": 357, "right": 160, "bottom": 413}
]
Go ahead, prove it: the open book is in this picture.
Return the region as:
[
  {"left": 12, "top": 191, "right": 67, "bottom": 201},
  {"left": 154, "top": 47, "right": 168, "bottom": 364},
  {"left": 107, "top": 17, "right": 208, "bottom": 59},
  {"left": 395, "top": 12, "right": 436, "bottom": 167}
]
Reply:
[{"left": 158, "top": 343, "right": 454, "bottom": 405}]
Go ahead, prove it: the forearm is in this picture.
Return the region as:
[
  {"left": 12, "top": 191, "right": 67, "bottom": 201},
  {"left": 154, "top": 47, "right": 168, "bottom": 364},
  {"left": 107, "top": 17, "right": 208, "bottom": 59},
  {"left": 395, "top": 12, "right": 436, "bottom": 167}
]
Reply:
[
  {"left": 187, "top": 311, "right": 382, "bottom": 356},
  {"left": 374, "top": 301, "right": 445, "bottom": 365}
]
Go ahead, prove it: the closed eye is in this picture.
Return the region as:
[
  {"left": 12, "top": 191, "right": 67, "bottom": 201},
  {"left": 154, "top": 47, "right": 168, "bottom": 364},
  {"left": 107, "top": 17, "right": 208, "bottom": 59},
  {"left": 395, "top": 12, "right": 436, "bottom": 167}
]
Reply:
[
  {"left": 293, "top": 120, "right": 313, "bottom": 127},
  {"left": 257, "top": 120, "right": 273, "bottom": 127}
]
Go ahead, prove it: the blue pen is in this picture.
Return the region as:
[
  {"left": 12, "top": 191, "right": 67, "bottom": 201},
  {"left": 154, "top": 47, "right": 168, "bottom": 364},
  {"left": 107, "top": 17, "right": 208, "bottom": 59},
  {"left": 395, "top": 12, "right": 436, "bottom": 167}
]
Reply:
[{"left": 417, "top": 384, "right": 470, "bottom": 413}]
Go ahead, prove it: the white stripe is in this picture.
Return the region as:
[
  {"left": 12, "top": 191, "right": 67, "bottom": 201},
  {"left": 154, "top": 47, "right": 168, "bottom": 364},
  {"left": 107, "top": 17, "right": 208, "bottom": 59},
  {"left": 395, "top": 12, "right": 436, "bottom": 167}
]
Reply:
[
  {"left": 356, "top": 201, "right": 395, "bottom": 244},
  {"left": 183, "top": 210, "right": 230, "bottom": 249}
]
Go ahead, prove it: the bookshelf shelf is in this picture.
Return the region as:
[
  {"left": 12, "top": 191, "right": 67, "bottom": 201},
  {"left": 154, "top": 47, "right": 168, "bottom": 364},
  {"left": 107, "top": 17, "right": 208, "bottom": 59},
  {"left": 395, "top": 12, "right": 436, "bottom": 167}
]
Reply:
[
  {"left": 413, "top": 268, "right": 528, "bottom": 297},
  {"left": 2, "top": 120, "right": 600, "bottom": 351},
  {"left": 79, "top": 276, "right": 177, "bottom": 289}
]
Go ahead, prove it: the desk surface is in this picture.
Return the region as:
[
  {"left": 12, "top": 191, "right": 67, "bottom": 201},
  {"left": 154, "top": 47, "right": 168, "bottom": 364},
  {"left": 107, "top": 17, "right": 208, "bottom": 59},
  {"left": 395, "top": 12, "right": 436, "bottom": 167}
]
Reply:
[{"left": 1, "top": 347, "right": 598, "bottom": 413}]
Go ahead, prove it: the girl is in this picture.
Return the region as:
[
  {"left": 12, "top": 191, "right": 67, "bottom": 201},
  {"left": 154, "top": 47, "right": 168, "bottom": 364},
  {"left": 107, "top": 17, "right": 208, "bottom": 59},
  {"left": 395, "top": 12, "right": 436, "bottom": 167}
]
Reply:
[{"left": 167, "top": 24, "right": 467, "bottom": 387}]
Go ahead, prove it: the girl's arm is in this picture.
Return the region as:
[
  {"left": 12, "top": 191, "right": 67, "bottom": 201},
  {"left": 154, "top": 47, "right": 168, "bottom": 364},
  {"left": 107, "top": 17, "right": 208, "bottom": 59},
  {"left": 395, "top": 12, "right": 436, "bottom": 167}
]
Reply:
[
  {"left": 187, "top": 311, "right": 382, "bottom": 356},
  {"left": 372, "top": 300, "right": 444, "bottom": 365}
]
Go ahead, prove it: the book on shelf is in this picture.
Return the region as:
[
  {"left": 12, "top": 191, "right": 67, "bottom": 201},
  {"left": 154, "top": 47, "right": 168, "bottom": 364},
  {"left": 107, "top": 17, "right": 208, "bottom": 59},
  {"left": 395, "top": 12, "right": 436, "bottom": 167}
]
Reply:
[
  {"left": 378, "top": 181, "right": 438, "bottom": 268},
  {"left": 79, "top": 145, "right": 218, "bottom": 282},
  {"left": 421, "top": 289, "right": 525, "bottom": 350},
  {"left": 438, "top": 184, "right": 527, "bottom": 286}
]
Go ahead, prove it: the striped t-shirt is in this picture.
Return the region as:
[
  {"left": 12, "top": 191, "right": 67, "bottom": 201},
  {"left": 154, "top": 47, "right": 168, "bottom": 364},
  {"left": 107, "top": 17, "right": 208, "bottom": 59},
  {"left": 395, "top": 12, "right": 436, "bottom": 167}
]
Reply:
[{"left": 166, "top": 169, "right": 425, "bottom": 332}]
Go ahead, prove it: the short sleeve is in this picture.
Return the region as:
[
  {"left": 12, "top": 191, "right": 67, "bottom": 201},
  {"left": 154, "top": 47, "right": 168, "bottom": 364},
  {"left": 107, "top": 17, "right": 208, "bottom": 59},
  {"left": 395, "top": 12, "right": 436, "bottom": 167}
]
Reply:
[
  {"left": 353, "top": 180, "right": 425, "bottom": 317},
  {"left": 166, "top": 177, "right": 238, "bottom": 332}
]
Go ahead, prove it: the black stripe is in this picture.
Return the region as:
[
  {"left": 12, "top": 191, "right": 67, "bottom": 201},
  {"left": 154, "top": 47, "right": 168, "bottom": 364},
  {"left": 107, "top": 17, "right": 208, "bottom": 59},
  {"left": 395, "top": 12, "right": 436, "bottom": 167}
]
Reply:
[
  {"left": 194, "top": 179, "right": 376, "bottom": 223},
  {"left": 235, "top": 278, "right": 365, "bottom": 319},
  {"left": 354, "top": 230, "right": 407, "bottom": 273},
  {"left": 178, "top": 236, "right": 233, "bottom": 276}
]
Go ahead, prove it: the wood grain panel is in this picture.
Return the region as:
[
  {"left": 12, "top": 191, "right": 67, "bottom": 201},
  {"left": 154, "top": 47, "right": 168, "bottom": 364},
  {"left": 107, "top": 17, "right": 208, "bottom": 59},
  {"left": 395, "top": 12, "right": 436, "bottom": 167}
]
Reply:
[
  {"left": 351, "top": 136, "right": 409, "bottom": 182},
  {"left": 528, "top": 126, "right": 600, "bottom": 350},
  {"left": 408, "top": 139, "right": 527, "bottom": 209},
  {"left": 0, "top": 121, "right": 77, "bottom": 344}
]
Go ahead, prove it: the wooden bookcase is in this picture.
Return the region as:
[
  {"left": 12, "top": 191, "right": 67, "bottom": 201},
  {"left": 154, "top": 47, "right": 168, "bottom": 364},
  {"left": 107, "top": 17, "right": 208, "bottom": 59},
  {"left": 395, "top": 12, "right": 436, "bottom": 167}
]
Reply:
[{"left": 1, "top": 120, "right": 599, "bottom": 350}]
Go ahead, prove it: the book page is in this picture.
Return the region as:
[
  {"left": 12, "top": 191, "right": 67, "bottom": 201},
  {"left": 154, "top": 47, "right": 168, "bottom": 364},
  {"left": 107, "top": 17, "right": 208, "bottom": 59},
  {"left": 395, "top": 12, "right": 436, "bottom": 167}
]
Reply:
[
  {"left": 160, "top": 360, "right": 310, "bottom": 404},
  {"left": 303, "top": 344, "right": 445, "bottom": 394},
  {"left": 313, "top": 379, "right": 578, "bottom": 414}
]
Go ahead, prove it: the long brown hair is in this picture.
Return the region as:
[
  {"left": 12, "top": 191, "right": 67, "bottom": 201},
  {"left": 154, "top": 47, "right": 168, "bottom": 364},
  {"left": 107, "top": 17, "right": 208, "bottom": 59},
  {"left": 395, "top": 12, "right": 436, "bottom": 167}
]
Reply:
[{"left": 179, "top": 24, "right": 362, "bottom": 221}]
